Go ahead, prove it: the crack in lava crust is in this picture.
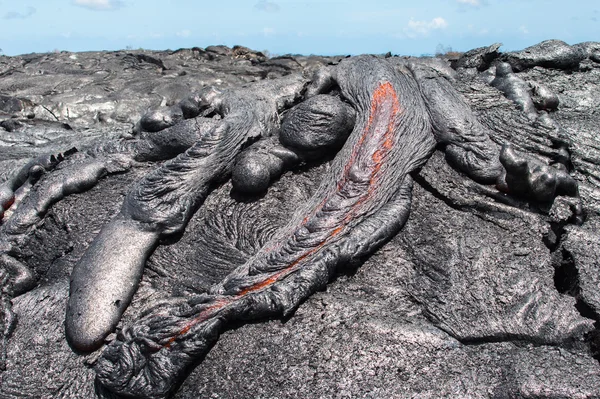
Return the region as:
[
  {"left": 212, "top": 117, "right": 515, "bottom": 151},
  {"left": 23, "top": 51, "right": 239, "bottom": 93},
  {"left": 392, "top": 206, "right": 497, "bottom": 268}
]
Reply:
[{"left": 165, "top": 82, "right": 402, "bottom": 344}]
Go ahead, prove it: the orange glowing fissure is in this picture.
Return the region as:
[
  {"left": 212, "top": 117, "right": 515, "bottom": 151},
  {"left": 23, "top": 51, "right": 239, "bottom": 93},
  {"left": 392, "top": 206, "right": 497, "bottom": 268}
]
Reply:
[
  {"left": 165, "top": 82, "right": 401, "bottom": 347},
  {"left": 4, "top": 196, "right": 15, "bottom": 209},
  {"left": 0, "top": 196, "right": 15, "bottom": 222}
]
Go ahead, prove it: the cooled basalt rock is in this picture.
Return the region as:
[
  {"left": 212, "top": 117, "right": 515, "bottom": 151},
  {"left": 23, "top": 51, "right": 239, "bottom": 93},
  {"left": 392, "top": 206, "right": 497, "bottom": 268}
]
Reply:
[
  {"left": 453, "top": 42, "right": 501, "bottom": 71},
  {"left": 491, "top": 62, "right": 538, "bottom": 118},
  {"left": 0, "top": 42, "right": 599, "bottom": 399},
  {"left": 529, "top": 81, "right": 560, "bottom": 112},
  {"left": 279, "top": 94, "right": 356, "bottom": 156},
  {"left": 498, "top": 145, "right": 578, "bottom": 202},
  {"left": 503, "top": 39, "right": 587, "bottom": 71}
]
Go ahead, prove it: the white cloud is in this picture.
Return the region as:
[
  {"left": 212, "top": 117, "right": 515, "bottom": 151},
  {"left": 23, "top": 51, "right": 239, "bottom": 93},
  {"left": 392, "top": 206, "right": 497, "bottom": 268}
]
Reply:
[
  {"left": 457, "top": 0, "right": 480, "bottom": 5},
  {"left": 176, "top": 30, "right": 191, "bottom": 38},
  {"left": 404, "top": 17, "right": 448, "bottom": 38},
  {"left": 519, "top": 25, "right": 529, "bottom": 34},
  {"left": 73, "top": 0, "right": 124, "bottom": 11}
]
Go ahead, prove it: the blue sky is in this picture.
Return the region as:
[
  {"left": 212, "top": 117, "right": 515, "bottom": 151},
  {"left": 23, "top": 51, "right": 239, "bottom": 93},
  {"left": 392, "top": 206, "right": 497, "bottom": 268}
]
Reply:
[{"left": 0, "top": 0, "right": 598, "bottom": 56}]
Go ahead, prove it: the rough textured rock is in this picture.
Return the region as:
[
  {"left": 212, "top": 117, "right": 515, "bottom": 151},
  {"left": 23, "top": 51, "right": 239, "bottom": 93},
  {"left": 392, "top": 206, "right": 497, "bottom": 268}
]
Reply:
[
  {"left": 0, "top": 42, "right": 599, "bottom": 398},
  {"left": 503, "top": 39, "right": 587, "bottom": 71},
  {"left": 454, "top": 42, "right": 501, "bottom": 71}
]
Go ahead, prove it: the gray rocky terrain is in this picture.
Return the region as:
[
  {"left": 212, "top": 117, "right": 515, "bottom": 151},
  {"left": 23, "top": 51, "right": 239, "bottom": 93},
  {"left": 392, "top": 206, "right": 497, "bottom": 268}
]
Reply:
[{"left": 0, "top": 41, "right": 599, "bottom": 398}]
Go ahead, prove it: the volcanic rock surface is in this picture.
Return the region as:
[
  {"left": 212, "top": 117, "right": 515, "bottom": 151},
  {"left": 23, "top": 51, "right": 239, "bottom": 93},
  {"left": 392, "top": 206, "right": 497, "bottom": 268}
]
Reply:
[{"left": 0, "top": 41, "right": 600, "bottom": 398}]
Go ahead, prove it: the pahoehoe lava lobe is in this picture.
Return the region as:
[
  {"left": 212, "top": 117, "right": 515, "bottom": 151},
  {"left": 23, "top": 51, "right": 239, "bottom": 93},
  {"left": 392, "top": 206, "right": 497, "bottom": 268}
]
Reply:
[
  {"left": 498, "top": 145, "right": 578, "bottom": 202},
  {"left": 406, "top": 60, "right": 502, "bottom": 184},
  {"left": 231, "top": 94, "right": 356, "bottom": 195},
  {"left": 94, "top": 56, "right": 435, "bottom": 398},
  {"left": 66, "top": 74, "right": 308, "bottom": 352},
  {"left": 279, "top": 94, "right": 356, "bottom": 157},
  {"left": 503, "top": 39, "right": 587, "bottom": 71}
]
